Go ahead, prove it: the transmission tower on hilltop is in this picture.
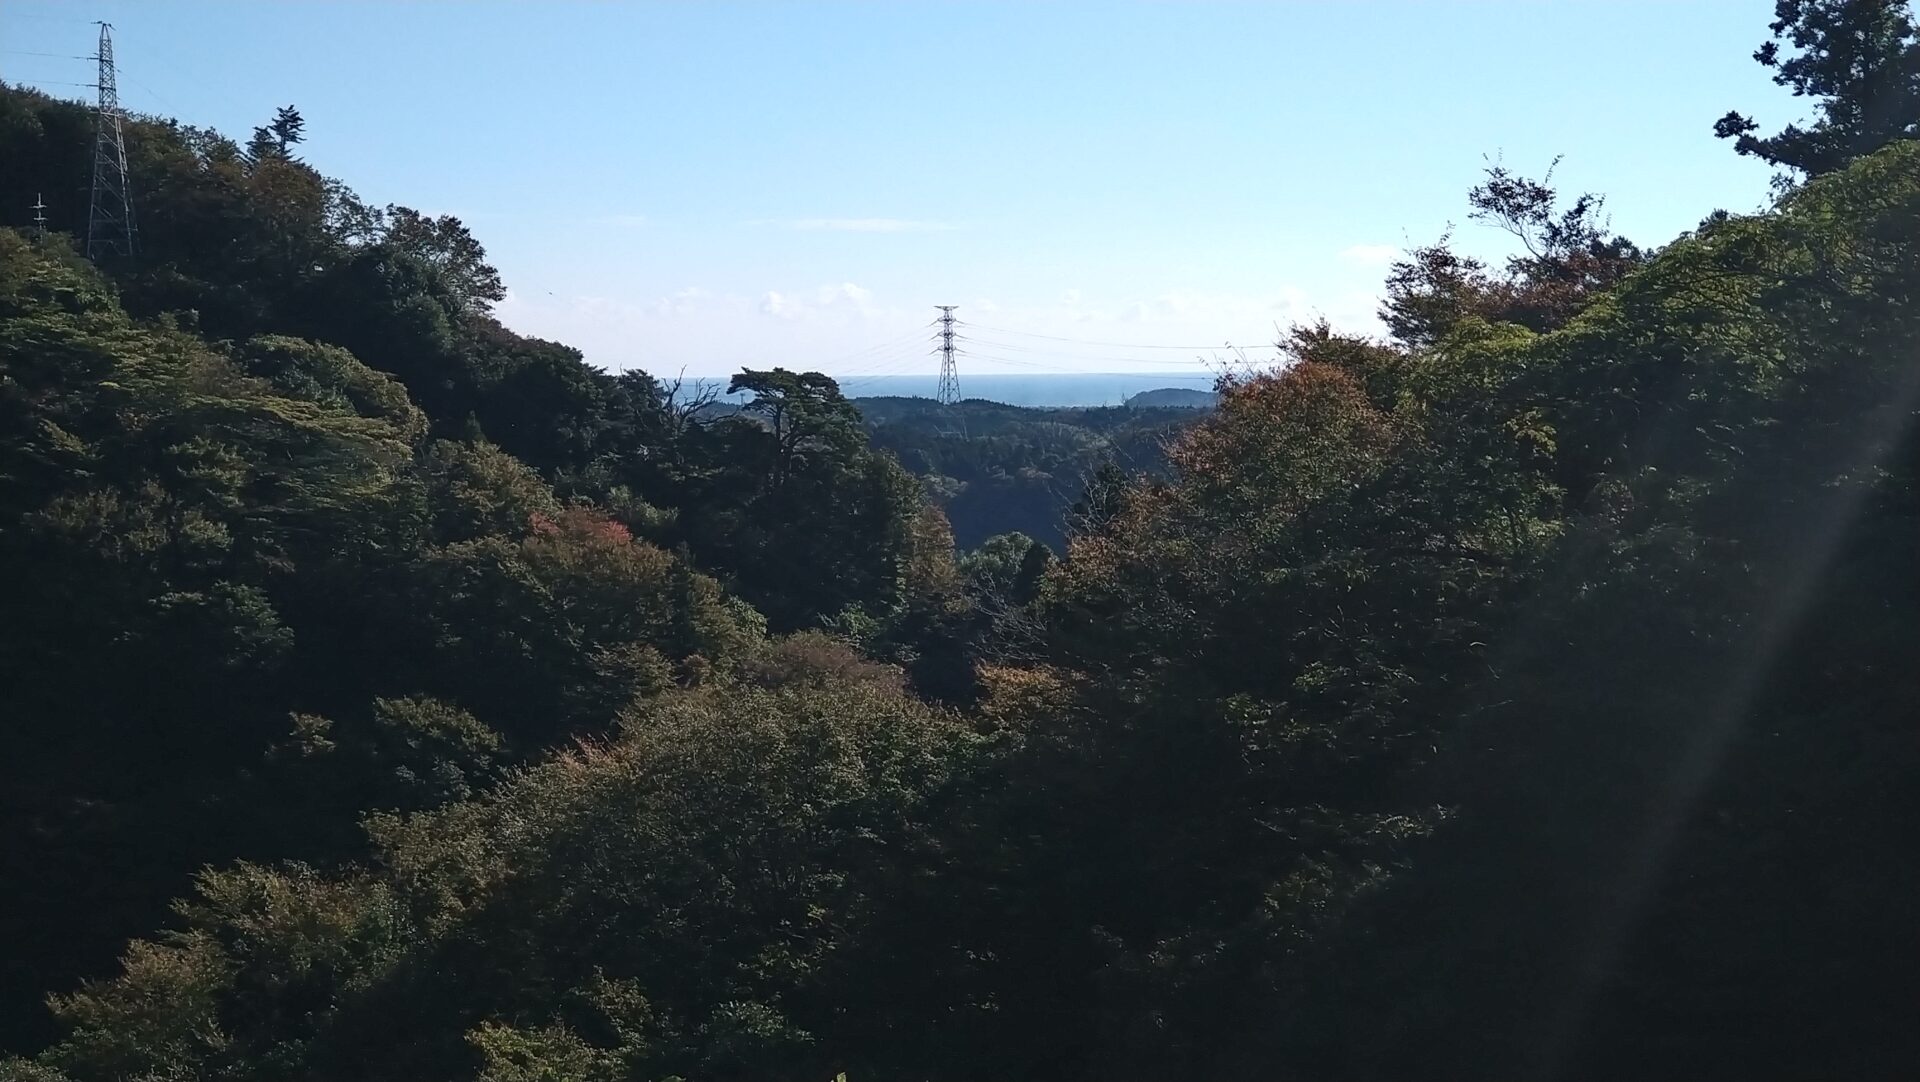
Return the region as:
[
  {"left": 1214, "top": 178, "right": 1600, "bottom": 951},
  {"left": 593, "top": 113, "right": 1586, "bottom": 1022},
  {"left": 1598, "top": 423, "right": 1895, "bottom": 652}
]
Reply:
[
  {"left": 87, "top": 22, "right": 136, "bottom": 262},
  {"left": 935, "top": 305, "right": 960, "bottom": 405},
  {"left": 31, "top": 194, "right": 49, "bottom": 242}
]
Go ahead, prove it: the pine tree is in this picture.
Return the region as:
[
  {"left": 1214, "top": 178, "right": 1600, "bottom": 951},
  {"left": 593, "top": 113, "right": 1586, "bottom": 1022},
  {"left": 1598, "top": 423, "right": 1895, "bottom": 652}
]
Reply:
[{"left": 1716, "top": 0, "right": 1920, "bottom": 177}]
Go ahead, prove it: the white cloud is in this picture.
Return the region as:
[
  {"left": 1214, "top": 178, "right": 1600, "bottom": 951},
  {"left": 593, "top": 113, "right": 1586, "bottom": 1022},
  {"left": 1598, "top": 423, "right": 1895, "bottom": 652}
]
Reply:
[
  {"left": 1268, "top": 285, "right": 1311, "bottom": 316},
  {"left": 760, "top": 290, "right": 803, "bottom": 318},
  {"left": 1148, "top": 288, "right": 1300, "bottom": 321},
  {"left": 1340, "top": 243, "right": 1401, "bottom": 267},
  {"left": 652, "top": 286, "right": 713, "bottom": 317},
  {"left": 759, "top": 281, "right": 879, "bottom": 320},
  {"left": 981, "top": 283, "right": 1384, "bottom": 350},
  {"left": 774, "top": 217, "right": 956, "bottom": 233}
]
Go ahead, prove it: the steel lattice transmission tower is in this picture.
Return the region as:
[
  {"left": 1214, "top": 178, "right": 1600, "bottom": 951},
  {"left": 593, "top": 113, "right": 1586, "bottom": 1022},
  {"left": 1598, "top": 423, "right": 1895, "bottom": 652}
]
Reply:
[
  {"left": 935, "top": 305, "right": 960, "bottom": 405},
  {"left": 87, "top": 22, "right": 136, "bottom": 262}
]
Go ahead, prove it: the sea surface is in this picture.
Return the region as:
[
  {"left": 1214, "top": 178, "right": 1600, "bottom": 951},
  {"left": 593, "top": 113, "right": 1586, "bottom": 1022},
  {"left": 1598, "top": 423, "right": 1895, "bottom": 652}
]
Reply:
[{"left": 676, "top": 371, "right": 1220, "bottom": 409}]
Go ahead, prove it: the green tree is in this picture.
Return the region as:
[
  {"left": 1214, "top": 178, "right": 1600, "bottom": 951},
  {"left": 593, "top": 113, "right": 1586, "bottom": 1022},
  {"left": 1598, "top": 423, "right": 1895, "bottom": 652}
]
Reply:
[
  {"left": 1382, "top": 159, "right": 1643, "bottom": 349},
  {"left": 958, "top": 531, "right": 1044, "bottom": 603},
  {"left": 247, "top": 104, "right": 305, "bottom": 161},
  {"left": 11, "top": 681, "right": 980, "bottom": 1082},
  {"left": 0, "top": 230, "right": 760, "bottom": 1051},
  {"left": 1716, "top": 0, "right": 1920, "bottom": 178},
  {"left": 648, "top": 369, "right": 930, "bottom": 629},
  {"left": 380, "top": 204, "right": 507, "bottom": 313},
  {"left": 728, "top": 367, "right": 865, "bottom": 494}
]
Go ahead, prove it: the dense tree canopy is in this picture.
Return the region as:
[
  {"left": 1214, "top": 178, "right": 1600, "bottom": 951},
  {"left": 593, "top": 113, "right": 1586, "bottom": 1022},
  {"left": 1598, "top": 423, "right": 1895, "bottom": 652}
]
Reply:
[
  {"left": 0, "top": 228, "right": 758, "bottom": 1048},
  {"left": 21, "top": 677, "right": 980, "bottom": 1082}
]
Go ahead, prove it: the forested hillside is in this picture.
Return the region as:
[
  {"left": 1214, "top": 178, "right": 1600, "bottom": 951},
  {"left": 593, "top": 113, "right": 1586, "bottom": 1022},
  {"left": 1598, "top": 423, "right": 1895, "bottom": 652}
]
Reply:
[
  {"left": 0, "top": 83, "right": 959, "bottom": 1051},
  {"left": 855, "top": 395, "right": 1198, "bottom": 549},
  {"left": 3, "top": 2, "right": 1919, "bottom": 1079}
]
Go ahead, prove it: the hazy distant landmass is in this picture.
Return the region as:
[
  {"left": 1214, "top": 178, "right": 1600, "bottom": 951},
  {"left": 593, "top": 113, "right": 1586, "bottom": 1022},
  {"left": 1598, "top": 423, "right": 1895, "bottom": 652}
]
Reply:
[
  {"left": 844, "top": 372, "right": 1217, "bottom": 407},
  {"left": 674, "top": 372, "right": 1218, "bottom": 409},
  {"left": 1124, "top": 386, "right": 1220, "bottom": 409}
]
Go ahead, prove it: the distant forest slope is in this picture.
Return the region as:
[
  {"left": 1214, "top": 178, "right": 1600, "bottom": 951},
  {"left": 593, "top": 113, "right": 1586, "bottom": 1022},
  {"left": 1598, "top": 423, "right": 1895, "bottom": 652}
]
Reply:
[{"left": 856, "top": 394, "right": 1203, "bottom": 548}]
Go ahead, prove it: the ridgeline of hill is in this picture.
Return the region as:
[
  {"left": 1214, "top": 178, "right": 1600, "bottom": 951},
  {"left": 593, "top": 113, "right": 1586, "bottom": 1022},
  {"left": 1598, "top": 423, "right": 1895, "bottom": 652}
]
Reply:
[
  {"left": 3, "top": 6, "right": 1920, "bottom": 1077},
  {"left": 1123, "top": 386, "right": 1219, "bottom": 408},
  {"left": 640, "top": 392, "right": 1204, "bottom": 549}
]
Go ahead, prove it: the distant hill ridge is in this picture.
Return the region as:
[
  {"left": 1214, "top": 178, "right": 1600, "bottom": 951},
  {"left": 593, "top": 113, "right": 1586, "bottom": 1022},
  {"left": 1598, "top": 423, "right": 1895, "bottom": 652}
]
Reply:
[
  {"left": 848, "top": 393, "right": 1207, "bottom": 548},
  {"left": 1123, "top": 386, "right": 1219, "bottom": 409}
]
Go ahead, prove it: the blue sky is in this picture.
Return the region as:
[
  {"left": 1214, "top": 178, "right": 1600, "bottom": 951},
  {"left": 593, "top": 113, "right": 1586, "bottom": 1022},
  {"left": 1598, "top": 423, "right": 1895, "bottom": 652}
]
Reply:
[{"left": 3, "top": 1, "right": 1802, "bottom": 378}]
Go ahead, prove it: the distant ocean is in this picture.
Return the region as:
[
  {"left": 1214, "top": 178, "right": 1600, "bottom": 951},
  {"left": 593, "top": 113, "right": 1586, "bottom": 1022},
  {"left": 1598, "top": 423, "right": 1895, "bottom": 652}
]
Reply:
[{"left": 675, "top": 372, "right": 1220, "bottom": 409}]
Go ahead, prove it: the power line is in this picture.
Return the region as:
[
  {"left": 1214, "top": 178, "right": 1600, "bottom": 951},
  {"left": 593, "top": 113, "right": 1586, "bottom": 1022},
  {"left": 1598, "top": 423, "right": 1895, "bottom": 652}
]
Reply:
[
  {"left": 840, "top": 350, "right": 932, "bottom": 381},
  {"left": 957, "top": 349, "right": 1210, "bottom": 375},
  {"left": 119, "top": 68, "right": 177, "bottom": 114},
  {"left": 961, "top": 322, "right": 1248, "bottom": 350},
  {"left": 811, "top": 324, "right": 939, "bottom": 373},
  {"left": 840, "top": 368, "right": 913, "bottom": 393},
  {"left": 762, "top": 320, "right": 940, "bottom": 377},
  {"left": 961, "top": 359, "right": 1071, "bottom": 373},
  {"left": 838, "top": 355, "right": 930, "bottom": 381},
  {"left": 839, "top": 357, "right": 923, "bottom": 385},
  {"left": 838, "top": 355, "right": 931, "bottom": 394},
  {"left": 954, "top": 334, "right": 1222, "bottom": 367},
  {"left": 941, "top": 349, "right": 1058, "bottom": 371},
  {"left": 0, "top": 11, "right": 97, "bottom": 23}
]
